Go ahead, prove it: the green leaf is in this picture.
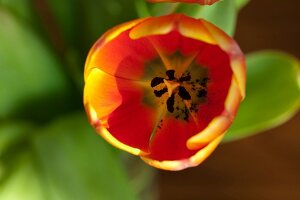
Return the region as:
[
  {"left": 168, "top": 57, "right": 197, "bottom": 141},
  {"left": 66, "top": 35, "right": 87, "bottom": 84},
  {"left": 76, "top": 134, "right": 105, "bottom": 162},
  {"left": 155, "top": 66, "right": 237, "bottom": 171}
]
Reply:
[
  {"left": 48, "top": 0, "right": 138, "bottom": 53},
  {"left": 32, "top": 112, "right": 136, "bottom": 200},
  {"left": 0, "top": 113, "right": 136, "bottom": 199},
  {"left": 135, "top": 0, "right": 152, "bottom": 18},
  {"left": 235, "top": 0, "right": 250, "bottom": 10},
  {"left": 148, "top": 3, "right": 180, "bottom": 17},
  {"left": 224, "top": 51, "right": 300, "bottom": 142},
  {"left": 0, "top": 9, "right": 71, "bottom": 120},
  {"left": 0, "top": 122, "right": 33, "bottom": 157},
  {"left": 177, "top": 0, "right": 237, "bottom": 36},
  {"left": 0, "top": 0, "right": 35, "bottom": 23},
  {"left": 0, "top": 152, "right": 45, "bottom": 200},
  {"left": 80, "top": 0, "right": 138, "bottom": 43},
  {"left": 46, "top": 0, "right": 82, "bottom": 53}
]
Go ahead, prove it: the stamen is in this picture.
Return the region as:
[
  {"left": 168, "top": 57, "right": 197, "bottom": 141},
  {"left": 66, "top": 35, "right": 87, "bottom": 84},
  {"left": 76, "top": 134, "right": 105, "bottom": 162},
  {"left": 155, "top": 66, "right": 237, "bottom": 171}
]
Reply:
[
  {"left": 167, "top": 94, "right": 175, "bottom": 113},
  {"left": 154, "top": 88, "right": 168, "bottom": 97},
  {"left": 150, "top": 68, "right": 208, "bottom": 117},
  {"left": 151, "top": 77, "right": 164, "bottom": 87},
  {"left": 179, "top": 75, "right": 191, "bottom": 82},
  {"left": 178, "top": 86, "right": 191, "bottom": 100},
  {"left": 166, "top": 70, "right": 176, "bottom": 80}
]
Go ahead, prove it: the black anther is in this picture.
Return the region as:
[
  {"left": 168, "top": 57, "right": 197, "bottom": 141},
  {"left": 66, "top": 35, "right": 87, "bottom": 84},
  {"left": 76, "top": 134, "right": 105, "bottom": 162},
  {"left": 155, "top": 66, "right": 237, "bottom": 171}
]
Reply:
[
  {"left": 166, "top": 70, "right": 176, "bottom": 80},
  {"left": 178, "top": 86, "right": 191, "bottom": 100},
  {"left": 167, "top": 94, "right": 175, "bottom": 113},
  {"left": 179, "top": 75, "right": 191, "bottom": 82},
  {"left": 151, "top": 77, "right": 164, "bottom": 87},
  {"left": 154, "top": 88, "right": 168, "bottom": 97}
]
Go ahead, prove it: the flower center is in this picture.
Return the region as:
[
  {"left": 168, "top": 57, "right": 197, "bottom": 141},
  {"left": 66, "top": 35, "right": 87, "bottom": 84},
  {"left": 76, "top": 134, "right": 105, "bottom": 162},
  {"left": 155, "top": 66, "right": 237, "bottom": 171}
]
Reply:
[
  {"left": 163, "top": 79, "right": 180, "bottom": 97},
  {"left": 150, "top": 69, "right": 209, "bottom": 121}
]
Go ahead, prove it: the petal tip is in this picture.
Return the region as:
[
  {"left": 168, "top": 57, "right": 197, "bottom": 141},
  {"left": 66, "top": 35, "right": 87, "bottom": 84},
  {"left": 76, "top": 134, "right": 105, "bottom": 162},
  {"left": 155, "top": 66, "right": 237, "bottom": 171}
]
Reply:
[{"left": 187, "top": 115, "right": 231, "bottom": 150}]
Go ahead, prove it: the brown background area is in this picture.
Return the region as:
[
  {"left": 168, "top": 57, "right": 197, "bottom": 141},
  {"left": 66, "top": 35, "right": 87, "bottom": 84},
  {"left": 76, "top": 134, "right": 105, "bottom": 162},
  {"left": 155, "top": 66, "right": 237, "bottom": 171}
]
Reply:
[{"left": 158, "top": 0, "right": 300, "bottom": 199}]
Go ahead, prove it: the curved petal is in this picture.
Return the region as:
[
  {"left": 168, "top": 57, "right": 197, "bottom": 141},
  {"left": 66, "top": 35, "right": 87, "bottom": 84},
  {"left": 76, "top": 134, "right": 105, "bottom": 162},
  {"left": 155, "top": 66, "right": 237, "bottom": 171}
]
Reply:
[
  {"left": 200, "top": 19, "right": 246, "bottom": 98},
  {"left": 178, "top": 15, "right": 218, "bottom": 45},
  {"left": 130, "top": 14, "right": 178, "bottom": 40},
  {"left": 142, "top": 134, "right": 224, "bottom": 171},
  {"left": 225, "top": 77, "right": 243, "bottom": 116},
  {"left": 84, "top": 68, "right": 158, "bottom": 153},
  {"left": 187, "top": 78, "right": 243, "bottom": 149},
  {"left": 84, "top": 68, "right": 122, "bottom": 125},
  {"left": 187, "top": 112, "right": 231, "bottom": 149},
  {"left": 187, "top": 44, "right": 245, "bottom": 149},
  {"left": 84, "top": 18, "right": 148, "bottom": 80},
  {"left": 178, "top": 16, "right": 246, "bottom": 98},
  {"left": 85, "top": 22, "right": 158, "bottom": 82}
]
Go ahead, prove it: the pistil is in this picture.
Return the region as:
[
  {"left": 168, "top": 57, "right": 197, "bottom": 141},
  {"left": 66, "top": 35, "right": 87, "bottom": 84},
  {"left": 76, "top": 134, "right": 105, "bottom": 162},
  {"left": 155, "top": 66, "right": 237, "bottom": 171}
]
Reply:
[{"left": 163, "top": 79, "right": 180, "bottom": 97}]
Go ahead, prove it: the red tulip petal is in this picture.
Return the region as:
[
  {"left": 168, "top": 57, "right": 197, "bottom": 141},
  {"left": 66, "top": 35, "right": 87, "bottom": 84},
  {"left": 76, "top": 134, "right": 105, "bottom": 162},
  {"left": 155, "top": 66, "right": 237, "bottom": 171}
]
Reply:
[
  {"left": 84, "top": 68, "right": 159, "bottom": 154},
  {"left": 85, "top": 22, "right": 159, "bottom": 82},
  {"left": 84, "top": 18, "right": 148, "bottom": 80},
  {"left": 193, "top": 19, "right": 246, "bottom": 98},
  {"left": 142, "top": 134, "right": 224, "bottom": 171}
]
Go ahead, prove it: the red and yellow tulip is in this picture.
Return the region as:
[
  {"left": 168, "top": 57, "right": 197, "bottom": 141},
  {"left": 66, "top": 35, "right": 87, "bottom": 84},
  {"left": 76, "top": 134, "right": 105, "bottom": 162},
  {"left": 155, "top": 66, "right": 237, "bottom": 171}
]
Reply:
[
  {"left": 148, "top": 0, "right": 219, "bottom": 5},
  {"left": 84, "top": 14, "right": 246, "bottom": 170}
]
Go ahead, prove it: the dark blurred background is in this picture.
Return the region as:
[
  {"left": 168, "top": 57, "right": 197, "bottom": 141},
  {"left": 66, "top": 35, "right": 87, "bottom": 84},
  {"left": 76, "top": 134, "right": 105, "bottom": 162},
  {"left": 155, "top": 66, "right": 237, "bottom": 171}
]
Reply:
[{"left": 158, "top": 0, "right": 300, "bottom": 199}]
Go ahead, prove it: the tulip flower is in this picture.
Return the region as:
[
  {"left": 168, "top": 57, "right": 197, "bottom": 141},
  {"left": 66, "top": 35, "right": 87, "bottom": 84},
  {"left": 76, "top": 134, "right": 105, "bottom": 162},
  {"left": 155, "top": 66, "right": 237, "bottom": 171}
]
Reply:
[
  {"left": 148, "top": 0, "right": 219, "bottom": 5},
  {"left": 84, "top": 14, "right": 246, "bottom": 170}
]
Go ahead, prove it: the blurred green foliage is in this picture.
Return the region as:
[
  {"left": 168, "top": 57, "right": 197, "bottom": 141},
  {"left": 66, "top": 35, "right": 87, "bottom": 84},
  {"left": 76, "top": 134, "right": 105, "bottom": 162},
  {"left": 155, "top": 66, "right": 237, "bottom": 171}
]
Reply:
[
  {"left": 0, "top": 1, "right": 139, "bottom": 199},
  {"left": 0, "top": 114, "right": 136, "bottom": 200},
  {"left": 0, "top": 0, "right": 299, "bottom": 199},
  {"left": 0, "top": 9, "right": 72, "bottom": 121}
]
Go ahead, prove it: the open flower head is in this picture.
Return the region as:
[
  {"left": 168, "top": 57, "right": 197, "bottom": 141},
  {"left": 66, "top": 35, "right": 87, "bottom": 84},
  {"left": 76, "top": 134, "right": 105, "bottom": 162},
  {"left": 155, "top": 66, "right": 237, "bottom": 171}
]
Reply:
[
  {"left": 84, "top": 14, "right": 246, "bottom": 171},
  {"left": 148, "top": 0, "right": 220, "bottom": 5}
]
